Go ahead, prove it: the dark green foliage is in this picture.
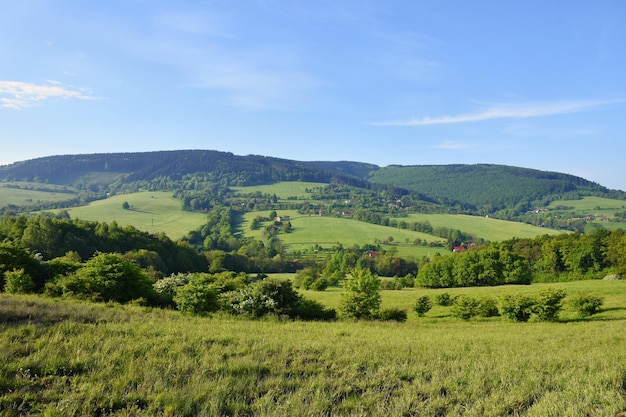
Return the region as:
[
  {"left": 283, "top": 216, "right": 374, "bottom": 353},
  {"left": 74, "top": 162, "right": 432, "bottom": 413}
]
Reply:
[
  {"left": 173, "top": 275, "right": 220, "bottom": 315},
  {"left": 375, "top": 308, "right": 408, "bottom": 322},
  {"left": 0, "top": 215, "right": 207, "bottom": 274},
  {"left": 3, "top": 269, "right": 35, "bottom": 294},
  {"left": 229, "top": 278, "right": 302, "bottom": 318},
  {"left": 368, "top": 164, "right": 618, "bottom": 213},
  {"left": 0, "top": 240, "right": 44, "bottom": 290},
  {"left": 45, "top": 252, "right": 154, "bottom": 303},
  {"left": 569, "top": 294, "right": 604, "bottom": 317},
  {"left": 451, "top": 296, "right": 480, "bottom": 320},
  {"left": 293, "top": 298, "right": 337, "bottom": 321},
  {"left": 499, "top": 294, "right": 536, "bottom": 322},
  {"left": 477, "top": 297, "right": 500, "bottom": 317},
  {"left": 413, "top": 295, "right": 432, "bottom": 317},
  {"left": 293, "top": 266, "right": 329, "bottom": 291},
  {"left": 340, "top": 267, "right": 381, "bottom": 320},
  {"left": 533, "top": 288, "right": 567, "bottom": 321},
  {"left": 417, "top": 244, "right": 531, "bottom": 288},
  {"left": 434, "top": 292, "right": 454, "bottom": 306}
]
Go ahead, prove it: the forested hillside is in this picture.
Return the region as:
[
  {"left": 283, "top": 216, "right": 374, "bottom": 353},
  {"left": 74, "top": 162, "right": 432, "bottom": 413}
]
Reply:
[
  {"left": 0, "top": 150, "right": 373, "bottom": 188},
  {"left": 368, "top": 164, "right": 625, "bottom": 213},
  {"left": 1, "top": 150, "right": 625, "bottom": 220}
]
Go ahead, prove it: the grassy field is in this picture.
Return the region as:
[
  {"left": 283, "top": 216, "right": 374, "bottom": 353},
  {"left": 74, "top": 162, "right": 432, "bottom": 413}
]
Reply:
[
  {"left": 231, "top": 181, "right": 327, "bottom": 200},
  {"left": 403, "top": 213, "right": 562, "bottom": 241},
  {"left": 241, "top": 209, "right": 562, "bottom": 257},
  {"left": 546, "top": 196, "right": 626, "bottom": 230},
  {"left": 53, "top": 191, "right": 208, "bottom": 240},
  {"left": 547, "top": 196, "right": 626, "bottom": 211},
  {"left": 242, "top": 210, "right": 446, "bottom": 255},
  {"left": 2, "top": 280, "right": 626, "bottom": 416},
  {"left": 0, "top": 182, "right": 77, "bottom": 207}
]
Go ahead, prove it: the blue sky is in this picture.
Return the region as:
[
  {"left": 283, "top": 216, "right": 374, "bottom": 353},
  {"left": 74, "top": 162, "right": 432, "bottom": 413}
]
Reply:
[{"left": 1, "top": 1, "right": 625, "bottom": 190}]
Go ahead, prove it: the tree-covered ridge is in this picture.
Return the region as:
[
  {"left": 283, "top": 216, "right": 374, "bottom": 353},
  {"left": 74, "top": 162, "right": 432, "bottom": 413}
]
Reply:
[
  {"left": 0, "top": 150, "right": 377, "bottom": 188},
  {"left": 368, "top": 164, "right": 624, "bottom": 212}
]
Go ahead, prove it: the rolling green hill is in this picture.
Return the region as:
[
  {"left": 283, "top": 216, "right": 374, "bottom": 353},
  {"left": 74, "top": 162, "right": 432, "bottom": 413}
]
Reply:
[{"left": 51, "top": 191, "right": 208, "bottom": 240}]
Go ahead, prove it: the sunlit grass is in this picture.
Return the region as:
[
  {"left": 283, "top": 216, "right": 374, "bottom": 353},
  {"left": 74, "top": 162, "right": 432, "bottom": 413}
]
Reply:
[
  {"left": 49, "top": 191, "right": 208, "bottom": 240},
  {"left": 1, "top": 288, "right": 625, "bottom": 416}
]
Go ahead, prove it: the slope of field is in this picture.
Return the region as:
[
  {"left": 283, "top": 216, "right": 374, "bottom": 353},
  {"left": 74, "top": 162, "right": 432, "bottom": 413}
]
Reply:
[
  {"left": 2, "top": 282, "right": 626, "bottom": 416},
  {"left": 231, "top": 181, "right": 328, "bottom": 200},
  {"left": 57, "top": 191, "right": 207, "bottom": 240},
  {"left": 242, "top": 210, "right": 446, "bottom": 255},
  {"left": 404, "top": 213, "right": 563, "bottom": 241},
  {"left": 0, "top": 182, "right": 77, "bottom": 207}
]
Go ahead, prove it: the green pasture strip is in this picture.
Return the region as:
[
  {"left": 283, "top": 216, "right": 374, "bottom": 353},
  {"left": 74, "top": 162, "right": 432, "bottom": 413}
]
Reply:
[
  {"left": 55, "top": 191, "right": 208, "bottom": 240},
  {"left": 404, "top": 213, "right": 562, "bottom": 241},
  {"left": 231, "top": 181, "right": 327, "bottom": 200},
  {"left": 301, "top": 279, "right": 626, "bottom": 322},
  {"left": 547, "top": 196, "right": 626, "bottom": 211},
  {"left": 2, "top": 292, "right": 626, "bottom": 416},
  {"left": 379, "top": 243, "right": 442, "bottom": 259},
  {"left": 0, "top": 182, "right": 77, "bottom": 206}
]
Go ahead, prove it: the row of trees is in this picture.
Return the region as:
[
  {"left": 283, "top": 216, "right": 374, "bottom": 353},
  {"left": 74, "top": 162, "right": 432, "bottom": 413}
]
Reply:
[{"left": 417, "top": 228, "right": 626, "bottom": 288}]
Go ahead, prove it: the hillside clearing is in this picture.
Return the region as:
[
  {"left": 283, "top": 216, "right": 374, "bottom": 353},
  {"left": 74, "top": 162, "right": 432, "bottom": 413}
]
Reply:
[{"left": 53, "top": 191, "right": 208, "bottom": 240}]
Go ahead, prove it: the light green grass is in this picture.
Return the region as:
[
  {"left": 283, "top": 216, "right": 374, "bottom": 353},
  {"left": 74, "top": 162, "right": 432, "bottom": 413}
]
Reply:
[
  {"left": 547, "top": 196, "right": 626, "bottom": 211},
  {"left": 56, "top": 191, "right": 208, "bottom": 240},
  {"left": 0, "top": 182, "right": 77, "bottom": 207},
  {"left": 300, "top": 279, "right": 626, "bottom": 322},
  {"left": 2, "top": 286, "right": 626, "bottom": 416},
  {"left": 404, "top": 213, "right": 562, "bottom": 241},
  {"left": 231, "top": 181, "right": 327, "bottom": 200},
  {"left": 242, "top": 210, "right": 446, "bottom": 255}
]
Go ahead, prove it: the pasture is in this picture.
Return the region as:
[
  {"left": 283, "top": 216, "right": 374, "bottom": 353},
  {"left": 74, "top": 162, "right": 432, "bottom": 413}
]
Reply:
[
  {"left": 403, "top": 213, "right": 562, "bottom": 241},
  {"left": 0, "top": 182, "right": 77, "bottom": 207},
  {"left": 241, "top": 210, "right": 446, "bottom": 256},
  {"left": 53, "top": 191, "right": 208, "bottom": 240},
  {"left": 2, "top": 279, "right": 626, "bottom": 416},
  {"left": 547, "top": 196, "right": 626, "bottom": 211},
  {"left": 231, "top": 181, "right": 327, "bottom": 200}
]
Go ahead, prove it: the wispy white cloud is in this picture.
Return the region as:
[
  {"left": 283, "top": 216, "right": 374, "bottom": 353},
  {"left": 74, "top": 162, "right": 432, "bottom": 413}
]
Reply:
[
  {"left": 0, "top": 80, "right": 95, "bottom": 109},
  {"left": 372, "top": 99, "right": 624, "bottom": 126}
]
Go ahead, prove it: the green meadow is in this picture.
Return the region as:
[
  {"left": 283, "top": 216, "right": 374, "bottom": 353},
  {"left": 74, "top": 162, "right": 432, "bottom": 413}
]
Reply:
[
  {"left": 242, "top": 210, "right": 446, "bottom": 254},
  {"left": 0, "top": 182, "right": 77, "bottom": 207},
  {"left": 231, "top": 181, "right": 328, "bottom": 200},
  {"left": 56, "top": 191, "right": 208, "bottom": 240},
  {"left": 403, "top": 213, "right": 562, "bottom": 241},
  {"left": 547, "top": 196, "right": 626, "bottom": 211},
  {"left": 2, "top": 279, "right": 626, "bottom": 416}
]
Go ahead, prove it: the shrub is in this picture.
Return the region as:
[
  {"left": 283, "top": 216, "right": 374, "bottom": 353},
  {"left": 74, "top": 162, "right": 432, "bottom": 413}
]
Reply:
[
  {"left": 533, "top": 288, "right": 567, "bottom": 321},
  {"left": 340, "top": 267, "right": 381, "bottom": 320},
  {"left": 45, "top": 252, "right": 155, "bottom": 304},
  {"left": 569, "top": 294, "right": 604, "bottom": 317},
  {"left": 413, "top": 295, "right": 432, "bottom": 317},
  {"left": 4, "top": 269, "right": 35, "bottom": 294},
  {"left": 451, "top": 295, "right": 480, "bottom": 320},
  {"left": 375, "top": 308, "right": 408, "bottom": 322},
  {"left": 230, "top": 278, "right": 302, "bottom": 318},
  {"left": 477, "top": 297, "right": 500, "bottom": 317},
  {"left": 293, "top": 267, "right": 327, "bottom": 290},
  {"left": 434, "top": 292, "right": 454, "bottom": 306},
  {"left": 499, "top": 294, "right": 536, "bottom": 322},
  {"left": 294, "top": 298, "right": 337, "bottom": 321},
  {"left": 173, "top": 275, "right": 220, "bottom": 315}
]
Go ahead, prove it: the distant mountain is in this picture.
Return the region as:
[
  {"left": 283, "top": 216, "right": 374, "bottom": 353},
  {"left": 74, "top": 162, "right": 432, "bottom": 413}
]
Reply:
[
  {"left": 0, "top": 150, "right": 376, "bottom": 187},
  {"left": 1, "top": 150, "right": 623, "bottom": 213},
  {"left": 367, "top": 164, "right": 624, "bottom": 210}
]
